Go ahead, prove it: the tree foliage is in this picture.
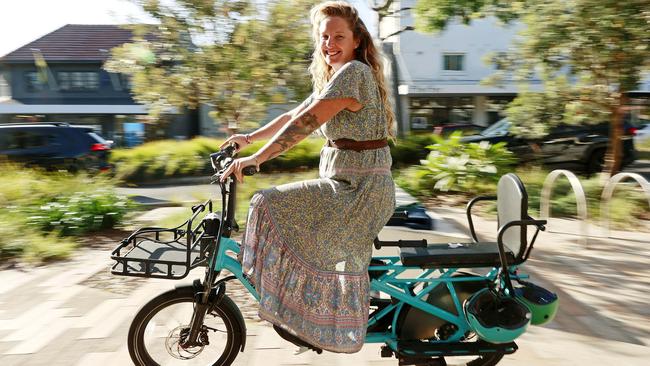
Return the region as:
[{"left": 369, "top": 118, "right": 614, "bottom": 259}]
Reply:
[
  {"left": 105, "top": 0, "right": 316, "bottom": 132},
  {"left": 413, "top": 0, "right": 523, "bottom": 32},
  {"left": 413, "top": 0, "right": 650, "bottom": 174}
]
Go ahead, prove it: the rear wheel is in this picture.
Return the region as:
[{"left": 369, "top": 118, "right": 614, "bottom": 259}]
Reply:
[{"left": 128, "top": 286, "right": 242, "bottom": 366}]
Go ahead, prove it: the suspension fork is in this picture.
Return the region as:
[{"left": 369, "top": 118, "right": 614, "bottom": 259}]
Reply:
[{"left": 181, "top": 278, "right": 227, "bottom": 347}]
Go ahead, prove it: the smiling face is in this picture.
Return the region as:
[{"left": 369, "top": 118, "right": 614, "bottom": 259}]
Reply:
[{"left": 319, "top": 16, "right": 359, "bottom": 71}]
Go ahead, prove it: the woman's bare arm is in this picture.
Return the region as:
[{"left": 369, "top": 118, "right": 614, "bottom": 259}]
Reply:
[
  {"left": 248, "top": 98, "right": 313, "bottom": 141},
  {"left": 254, "top": 97, "right": 355, "bottom": 163},
  {"left": 219, "top": 96, "right": 358, "bottom": 182}
]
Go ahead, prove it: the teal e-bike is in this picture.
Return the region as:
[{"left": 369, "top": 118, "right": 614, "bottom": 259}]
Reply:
[{"left": 111, "top": 145, "right": 552, "bottom": 366}]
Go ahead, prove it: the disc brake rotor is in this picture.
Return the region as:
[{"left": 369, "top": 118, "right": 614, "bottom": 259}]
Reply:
[{"left": 165, "top": 325, "right": 206, "bottom": 360}]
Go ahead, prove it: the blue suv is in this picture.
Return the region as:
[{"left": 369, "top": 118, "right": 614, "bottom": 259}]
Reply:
[{"left": 0, "top": 122, "right": 113, "bottom": 173}]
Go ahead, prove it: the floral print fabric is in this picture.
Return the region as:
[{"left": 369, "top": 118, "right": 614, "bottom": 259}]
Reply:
[{"left": 240, "top": 60, "right": 395, "bottom": 353}]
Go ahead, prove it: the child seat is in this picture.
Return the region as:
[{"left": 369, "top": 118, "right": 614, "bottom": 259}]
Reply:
[{"left": 392, "top": 174, "right": 545, "bottom": 268}]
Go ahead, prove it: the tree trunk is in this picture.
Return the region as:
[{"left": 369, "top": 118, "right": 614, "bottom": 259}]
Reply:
[{"left": 603, "top": 93, "right": 627, "bottom": 176}]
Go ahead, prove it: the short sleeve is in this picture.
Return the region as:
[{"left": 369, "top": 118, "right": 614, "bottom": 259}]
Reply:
[{"left": 317, "top": 61, "right": 368, "bottom": 104}]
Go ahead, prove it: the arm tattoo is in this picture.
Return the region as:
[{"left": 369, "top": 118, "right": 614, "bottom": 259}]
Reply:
[{"left": 261, "top": 111, "right": 321, "bottom": 161}]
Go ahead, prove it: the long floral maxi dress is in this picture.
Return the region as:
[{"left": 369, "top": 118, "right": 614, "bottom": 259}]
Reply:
[{"left": 240, "top": 60, "right": 395, "bottom": 353}]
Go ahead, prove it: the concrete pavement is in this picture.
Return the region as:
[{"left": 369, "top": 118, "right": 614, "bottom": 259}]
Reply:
[{"left": 1, "top": 186, "right": 649, "bottom": 365}]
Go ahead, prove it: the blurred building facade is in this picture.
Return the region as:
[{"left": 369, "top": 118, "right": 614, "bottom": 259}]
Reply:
[
  {"left": 0, "top": 24, "right": 197, "bottom": 146},
  {"left": 380, "top": 0, "right": 650, "bottom": 134}
]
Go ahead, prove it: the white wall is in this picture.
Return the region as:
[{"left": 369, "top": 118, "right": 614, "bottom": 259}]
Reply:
[
  {"left": 390, "top": 0, "right": 523, "bottom": 89},
  {"left": 399, "top": 19, "right": 521, "bottom": 83}
]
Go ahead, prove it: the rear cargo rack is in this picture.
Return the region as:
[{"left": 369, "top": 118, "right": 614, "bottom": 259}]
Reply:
[{"left": 110, "top": 200, "right": 215, "bottom": 279}]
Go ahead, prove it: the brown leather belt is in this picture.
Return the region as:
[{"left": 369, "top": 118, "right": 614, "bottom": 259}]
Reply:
[{"left": 326, "top": 138, "right": 388, "bottom": 152}]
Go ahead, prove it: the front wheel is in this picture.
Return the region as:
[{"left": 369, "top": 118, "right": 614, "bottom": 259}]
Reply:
[{"left": 128, "top": 286, "right": 243, "bottom": 366}]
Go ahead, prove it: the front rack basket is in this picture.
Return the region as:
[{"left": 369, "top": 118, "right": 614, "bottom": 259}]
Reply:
[{"left": 110, "top": 200, "right": 215, "bottom": 279}]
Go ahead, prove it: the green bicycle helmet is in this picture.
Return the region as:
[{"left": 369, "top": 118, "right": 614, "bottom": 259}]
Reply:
[
  {"left": 514, "top": 281, "right": 559, "bottom": 326},
  {"left": 464, "top": 288, "right": 531, "bottom": 344}
]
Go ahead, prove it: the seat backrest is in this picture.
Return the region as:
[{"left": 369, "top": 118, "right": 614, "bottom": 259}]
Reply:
[{"left": 496, "top": 173, "right": 528, "bottom": 259}]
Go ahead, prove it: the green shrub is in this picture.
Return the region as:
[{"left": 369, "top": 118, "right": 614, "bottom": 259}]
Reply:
[
  {"left": 111, "top": 137, "right": 219, "bottom": 182},
  {"left": 416, "top": 131, "right": 517, "bottom": 192},
  {"left": 111, "top": 133, "right": 451, "bottom": 184},
  {"left": 390, "top": 134, "right": 436, "bottom": 167},
  {"left": 23, "top": 189, "right": 130, "bottom": 236},
  {"left": 0, "top": 165, "right": 132, "bottom": 261},
  {"left": 238, "top": 138, "right": 324, "bottom": 172},
  {"left": 111, "top": 137, "right": 325, "bottom": 183}
]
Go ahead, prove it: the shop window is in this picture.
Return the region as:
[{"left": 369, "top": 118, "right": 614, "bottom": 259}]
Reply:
[
  {"left": 410, "top": 116, "right": 431, "bottom": 130},
  {"left": 487, "top": 96, "right": 515, "bottom": 124},
  {"left": 409, "top": 97, "right": 475, "bottom": 127}
]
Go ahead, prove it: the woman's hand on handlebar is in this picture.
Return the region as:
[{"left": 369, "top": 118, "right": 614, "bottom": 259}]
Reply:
[
  {"left": 220, "top": 154, "right": 260, "bottom": 183},
  {"left": 219, "top": 134, "right": 250, "bottom": 151}
]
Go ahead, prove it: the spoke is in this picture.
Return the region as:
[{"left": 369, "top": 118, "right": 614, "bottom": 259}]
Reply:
[{"left": 204, "top": 325, "right": 227, "bottom": 333}]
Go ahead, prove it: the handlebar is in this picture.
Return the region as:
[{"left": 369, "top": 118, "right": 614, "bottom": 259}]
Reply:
[{"left": 210, "top": 143, "right": 257, "bottom": 179}]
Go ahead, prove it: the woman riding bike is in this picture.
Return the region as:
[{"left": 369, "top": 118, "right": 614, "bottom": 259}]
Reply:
[{"left": 219, "top": 0, "right": 395, "bottom": 354}]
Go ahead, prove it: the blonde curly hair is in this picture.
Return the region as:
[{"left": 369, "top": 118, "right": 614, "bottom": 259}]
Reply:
[{"left": 308, "top": 1, "right": 395, "bottom": 137}]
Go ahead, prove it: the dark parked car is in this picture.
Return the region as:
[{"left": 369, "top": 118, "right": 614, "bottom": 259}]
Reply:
[
  {"left": 0, "top": 122, "right": 113, "bottom": 173},
  {"left": 460, "top": 118, "right": 637, "bottom": 172}
]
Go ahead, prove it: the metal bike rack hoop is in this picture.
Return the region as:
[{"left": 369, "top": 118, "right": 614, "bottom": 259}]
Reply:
[
  {"left": 600, "top": 172, "right": 650, "bottom": 238},
  {"left": 540, "top": 169, "right": 589, "bottom": 247}
]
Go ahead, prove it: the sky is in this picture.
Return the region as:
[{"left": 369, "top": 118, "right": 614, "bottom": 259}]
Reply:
[{"left": 0, "top": 0, "right": 377, "bottom": 57}]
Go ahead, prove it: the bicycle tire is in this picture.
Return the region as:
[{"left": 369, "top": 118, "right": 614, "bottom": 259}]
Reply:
[{"left": 128, "top": 285, "right": 243, "bottom": 366}]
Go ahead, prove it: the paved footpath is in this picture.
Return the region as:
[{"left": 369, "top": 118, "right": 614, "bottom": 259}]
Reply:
[{"left": 1, "top": 190, "right": 649, "bottom": 365}]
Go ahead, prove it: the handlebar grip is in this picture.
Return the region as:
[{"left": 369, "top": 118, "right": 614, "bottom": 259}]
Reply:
[{"left": 222, "top": 143, "right": 237, "bottom": 157}]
